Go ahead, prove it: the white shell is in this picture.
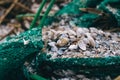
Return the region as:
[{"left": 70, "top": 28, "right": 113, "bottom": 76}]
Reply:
[
  {"left": 67, "top": 29, "right": 76, "bottom": 36},
  {"left": 51, "top": 46, "right": 58, "bottom": 52},
  {"left": 98, "top": 30, "right": 104, "bottom": 34},
  {"left": 68, "top": 44, "right": 78, "bottom": 50},
  {"left": 89, "top": 27, "right": 98, "bottom": 33},
  {"left": 78, "top": 40, "right": 86, "bottom": 50},
  {"left": 82, "top": 28, "right": 89, "bottom": 33},
  {"left": 83, "top": 38, "right": 89, "bottom": 44},
  {"left": 91, "top": 33, "right": 97, "bottom": 39},
  {"left": 84, "top": 51, "right": 91, "bottom": 57},
  {"left": 47, "top": 30, "right": 54, "bottom": 39},
  {"left": 104, "top": 32, "right": 111, "bottom": 38},
  {"left": 76, "top": 28, "right": 85, "bottom": 38},
  {"left": 48, "top": 42, "right": 56, "bottom": 47},
  {"left": 85, "top": 33, "right": 95, "bottom": 47}
]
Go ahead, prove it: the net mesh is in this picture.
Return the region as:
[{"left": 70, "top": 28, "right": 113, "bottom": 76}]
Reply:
[{"left": 0, "top": 28, "right": 43, "bottom": 80}]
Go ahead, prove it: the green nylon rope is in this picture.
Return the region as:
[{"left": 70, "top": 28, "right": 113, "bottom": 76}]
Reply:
[
  {"left": 30, "top": 0, "right": 56, "bottom": 30},
  {"left": 38, "top": 0, "right": 56, "bottom": 28},
  {"left": 30, "top": 0, "right": 46, "bottom": 29}
]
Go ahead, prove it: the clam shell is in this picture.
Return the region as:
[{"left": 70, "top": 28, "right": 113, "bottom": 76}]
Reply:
[
  {"left": 51, "top": 46, "right": 58, "bottom": 52},
  {"left": 104, "top": 32, "right": 111, "bottom": 38},
  {"left": 84, "top": 51, "right": 91, "bottom": 57},
  {"left": 57, "top": 37, "right": 69, "bottom": 47},
  {"left": 83, "top": 38, "right": 89, "bottom": 44},
  {"left": 78, "top": 40, "right": 86, "bottom": 50},
  {"left": 90, "top": 27, "right": 98, "bottom": 33},
  {"left": 85, "top": 33, "right": 95, "bottom": 47},
  {"left": 82, "top": 28, "right": 89, "bottom": 33},
  {"left": 47, "top": 30, "right": 55, "bottom": 39},
  {"left": 76, "top": 28, "right": 85, "bottom": 38},
  {"left": 98, "top": 30, "right": 104, "bottom": 34},
  {"left": 68, "top": 44, "right": 78, "bottom": 50},
  {"left": 48, "top": 42, "right": 56, "bottom": 47},
  {"left": 67, "top": 29, "right": 76, "bottom": 36}
]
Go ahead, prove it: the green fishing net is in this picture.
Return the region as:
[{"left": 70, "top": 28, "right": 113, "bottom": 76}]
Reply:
[
  {"left": 24, "top": 0, "right": 120, "bottom": 79},
  {"left": 54, "top": 0, "right": 120, "bottom": 28},
  {"left": 0, "top": 28, "right": 43, "bottom": 80},
  {"left": 1, "top": 0, "right": 120, "bottom": 80}
]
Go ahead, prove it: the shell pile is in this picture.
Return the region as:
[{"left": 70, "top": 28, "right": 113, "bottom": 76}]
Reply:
[{"left": 42, "top": 23, "right": 120, "bottom": 58}]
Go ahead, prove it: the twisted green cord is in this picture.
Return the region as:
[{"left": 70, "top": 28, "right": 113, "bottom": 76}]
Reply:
[
  {"left": 30, "top": 0, "right": 46, "bottom": 29},
  {"left": 39, "top": 0, "right": 56, "bottom": 32}
]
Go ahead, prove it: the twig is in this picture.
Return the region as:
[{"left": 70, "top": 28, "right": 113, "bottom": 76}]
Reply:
[
  {"left": 0, "top": 0, "right": 18, "bottom": 24},
  {"left": 0, "top": 0, "right": 13, "bottom": 5},
  {"left": 16, "top": 13, "right": 54, "bottom": 20},
  {"left": 104, "top": 28, "right": 120, "bottom": 32},
  {"left": 15, "top": 2, "right": 34, "bottom": 13}
]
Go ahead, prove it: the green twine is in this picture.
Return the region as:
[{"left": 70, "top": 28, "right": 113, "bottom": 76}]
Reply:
[
  {"left": 30, "top": 0, "right": 56, "bottom": 30},
  {"left": 30, "top": 0, "right": 46, "bottom": 29},
  {"left": 38, "top": 0, "right": 56, "bottom": 29}
]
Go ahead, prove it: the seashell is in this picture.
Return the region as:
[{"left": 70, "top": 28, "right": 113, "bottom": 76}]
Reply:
[
  {"left": 69, "top": 21, "right": 76, "bottom": 27},
  {"left": 98, "top": 30, "right": 104, "bottom": 35},
  {"left": 47, "top": 30, "right": 55, "bottom": 39},
  {"left": 68, "top": 44, "right": 78, "bottom": 50},
  {"left": 51, "top": 46, "right": 58, "bottom": 52},
  {"left": 48, "top": 42, "right": 56, "bottom": 47},
  {"left": 82, "top": 28, "right": 89, "bottom": 33},
  {"left": 78, "top": 40, "right": 86, "bottom": 50},
  {"left": 73, "top": 26, "right": 78, "bottom": 31},
  {"left": 91, "top": 32, "right": 97, "bottom": 39},
  {"left": 82, "top": 38, "right": 89, "bottom": 44},
  {"left": 48, "top": 42, "right": 58, "bottom": 52},
  {"left": 76, "top": 28, "right": 85, "bottom": 38},
  {"left": 59, "top": 33, "right": 69, "bottom": 38},
  {"left": 104, "top": 32, "right": 111, "bottom": 38},
  {"left": 84, "top": 51, "right": 91, "bottom": 57},
  {"left": 89, "top": 27, "right": 98, "bottom": 33},
  {"left": 42, "top": 28, "right": 50, "bottom": 35},
  {"left": 57, "top": 37, "right": 69, "bottom": 47},
  {"left": 85, "top": 33, "right": 95, "bottom": 47},
  {"left": 69, "top": 35, "right": 77, "bottom": 42},
  {"left": 42, "top": 35, "right": 47, "bottom": 41},
  {"left": 67, "top": 29, "right": 76, "bottom": 36},
  {"left": 115, "top": 50, "right": 120, "bottom": 55},
  {"left": 60, "top": 19, "right": 65, "bottom": 25},
  {"left": 57, "top": 49, "right": 64, "bottom": 55},
  {"left": 51, "top": 52, "right": 58, "bottom": 59}
]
